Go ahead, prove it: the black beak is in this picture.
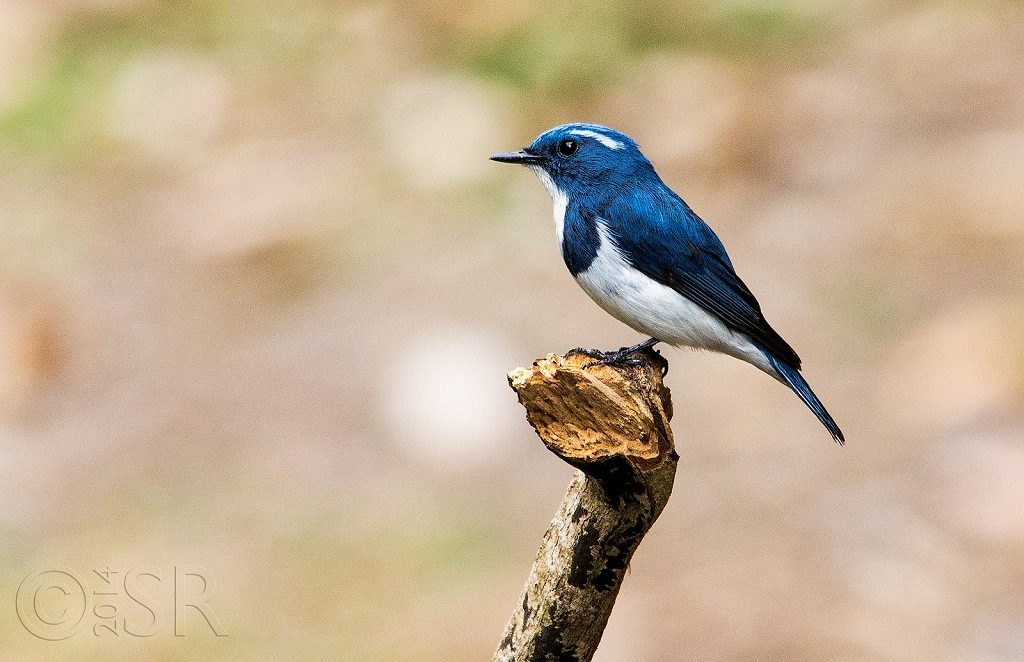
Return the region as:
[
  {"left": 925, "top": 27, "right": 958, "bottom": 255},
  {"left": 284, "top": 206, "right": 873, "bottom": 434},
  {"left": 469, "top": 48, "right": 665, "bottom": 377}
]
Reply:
[{"left": 490, "top": 149, "right": 545, "bottom": 165}]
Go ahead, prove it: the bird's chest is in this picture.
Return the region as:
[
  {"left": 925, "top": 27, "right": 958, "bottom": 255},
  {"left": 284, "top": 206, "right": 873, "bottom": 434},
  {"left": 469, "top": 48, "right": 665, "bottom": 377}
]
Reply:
[
  {"left": 556, "top": 207, "right": 654, "bottom": 325},
  {"left": 571, "top": 224, "right": 742, "bottom": 352},
  {"left": 572, "top": 231, "right": 660, "bottom": 331},
  {"left": 558, "top": 206, "right": 602, "bottom": 276}
]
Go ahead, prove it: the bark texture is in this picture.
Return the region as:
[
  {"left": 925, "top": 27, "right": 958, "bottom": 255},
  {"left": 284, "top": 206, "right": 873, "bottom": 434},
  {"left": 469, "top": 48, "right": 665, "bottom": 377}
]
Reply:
[{"left": 494, "top": 349, "right": 677, "bottom": 662}]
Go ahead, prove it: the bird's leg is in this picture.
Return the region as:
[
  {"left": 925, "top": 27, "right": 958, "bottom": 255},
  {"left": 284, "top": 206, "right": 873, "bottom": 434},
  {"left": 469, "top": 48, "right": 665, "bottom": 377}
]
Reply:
[
  {"left": 568, "top": 338, "right": 666, "bottom": 374},
  {"left": 608, "top": 337, "right": 660, "bottom": 360}
]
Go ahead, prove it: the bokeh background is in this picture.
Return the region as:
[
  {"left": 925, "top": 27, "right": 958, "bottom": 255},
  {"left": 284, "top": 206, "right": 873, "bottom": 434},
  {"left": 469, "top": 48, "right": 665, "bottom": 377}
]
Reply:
[{"left": 2, "top": 0, "right": 1023, "bottom": 659}]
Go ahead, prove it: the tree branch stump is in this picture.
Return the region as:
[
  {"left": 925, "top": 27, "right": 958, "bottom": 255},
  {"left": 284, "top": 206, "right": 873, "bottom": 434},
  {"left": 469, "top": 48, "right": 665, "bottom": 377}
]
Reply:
[{"left": 494, "top": 348, "right": 677, "bottom": 662}]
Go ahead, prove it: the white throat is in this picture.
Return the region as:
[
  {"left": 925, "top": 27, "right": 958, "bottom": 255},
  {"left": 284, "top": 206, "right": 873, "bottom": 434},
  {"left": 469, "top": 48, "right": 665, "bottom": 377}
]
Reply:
[{"left": 528, "top": 166, "right": 568, "bottom": 243}]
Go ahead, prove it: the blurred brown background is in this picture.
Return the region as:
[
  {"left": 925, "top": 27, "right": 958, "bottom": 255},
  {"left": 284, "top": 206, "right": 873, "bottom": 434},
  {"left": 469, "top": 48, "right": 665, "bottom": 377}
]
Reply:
[{"left": 2, "top": 1, "right": 1023, "bottom": 660}]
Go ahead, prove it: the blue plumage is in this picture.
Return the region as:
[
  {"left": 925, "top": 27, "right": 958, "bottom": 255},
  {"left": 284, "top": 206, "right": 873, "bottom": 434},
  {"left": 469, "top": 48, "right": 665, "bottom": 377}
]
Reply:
[{"left": 492, "top": 123, "right": 844, "bottom": 443}]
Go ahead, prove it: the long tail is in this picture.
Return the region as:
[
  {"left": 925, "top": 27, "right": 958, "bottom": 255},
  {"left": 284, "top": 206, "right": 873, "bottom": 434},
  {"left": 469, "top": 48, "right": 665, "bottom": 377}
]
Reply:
[{"left": 765, "top": 353, "right": 845, "bottom": 444}]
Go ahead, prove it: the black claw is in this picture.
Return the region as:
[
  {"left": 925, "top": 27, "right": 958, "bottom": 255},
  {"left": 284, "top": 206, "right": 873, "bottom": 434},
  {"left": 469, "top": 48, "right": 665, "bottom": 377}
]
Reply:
[
  {"left": 568, "top": 338, "right": 669, "bottom": 375},
  {"left": 581, "top": 356, "right": 645, "bottom": 370},
  {"left": 566, "top": 347, "right": 606, "bottom": 360},
  {"left": 580, "top": 352, "right": 647, "bottom": 371},
  {"left": 648, "top": 349, "right": 669, "bottom": 377}
]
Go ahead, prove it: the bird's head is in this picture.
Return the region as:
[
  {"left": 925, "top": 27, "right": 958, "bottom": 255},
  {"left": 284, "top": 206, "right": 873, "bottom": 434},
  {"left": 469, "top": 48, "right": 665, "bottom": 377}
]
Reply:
[{"left": 491, "top": 123, "right": 652, "bottom": 196}]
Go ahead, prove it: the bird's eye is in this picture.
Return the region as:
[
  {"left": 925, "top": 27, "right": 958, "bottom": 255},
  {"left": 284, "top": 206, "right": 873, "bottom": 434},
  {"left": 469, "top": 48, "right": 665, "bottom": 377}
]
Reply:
[{"left": 557, "top": 138, "right": 578, "bottom": 157}]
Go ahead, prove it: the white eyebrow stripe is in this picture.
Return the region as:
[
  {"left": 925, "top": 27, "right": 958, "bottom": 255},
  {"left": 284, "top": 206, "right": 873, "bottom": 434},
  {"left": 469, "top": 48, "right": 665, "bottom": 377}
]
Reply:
[{"left": 569, "top": 129, "right": 624, "bottom": 150}]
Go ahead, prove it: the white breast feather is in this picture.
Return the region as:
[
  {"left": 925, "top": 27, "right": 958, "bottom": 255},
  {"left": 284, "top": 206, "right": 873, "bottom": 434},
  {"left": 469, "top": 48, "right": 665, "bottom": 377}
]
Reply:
[
  {"left": 529, "top": 166, "right": 568, "bottom": 242},
  {"left": 575, "top": 222, "right": 776, "bottom": 376}
]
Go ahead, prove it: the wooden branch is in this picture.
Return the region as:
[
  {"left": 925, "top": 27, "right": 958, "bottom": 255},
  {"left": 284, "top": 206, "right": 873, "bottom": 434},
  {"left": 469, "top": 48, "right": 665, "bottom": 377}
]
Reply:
[{"left": 494, "top": 349, "right": 678, "bottom": 662}]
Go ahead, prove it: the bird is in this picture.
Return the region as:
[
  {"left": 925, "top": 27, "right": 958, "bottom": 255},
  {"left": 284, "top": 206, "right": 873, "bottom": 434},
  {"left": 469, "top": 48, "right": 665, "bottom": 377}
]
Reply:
[{"left": 491, "top": 123, "right": 844, "bottom": 443}]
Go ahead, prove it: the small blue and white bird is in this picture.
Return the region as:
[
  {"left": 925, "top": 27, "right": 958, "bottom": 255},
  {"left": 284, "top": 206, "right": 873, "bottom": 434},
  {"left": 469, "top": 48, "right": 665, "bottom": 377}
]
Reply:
[{"left": 492, "top": 123, "right": 844, "bottom": 443}]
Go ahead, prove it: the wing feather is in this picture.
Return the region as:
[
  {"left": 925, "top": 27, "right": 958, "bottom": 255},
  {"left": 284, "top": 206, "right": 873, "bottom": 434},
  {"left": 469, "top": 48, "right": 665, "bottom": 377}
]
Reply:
[{"left": 598, "top": 192, "right": 802, "bottom": 369}]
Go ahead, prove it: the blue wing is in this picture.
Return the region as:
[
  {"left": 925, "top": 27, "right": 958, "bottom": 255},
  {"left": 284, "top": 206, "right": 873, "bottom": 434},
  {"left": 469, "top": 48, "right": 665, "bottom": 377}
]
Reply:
[{"left": 596, "top": 187, "right": 803, "bottom": 369}]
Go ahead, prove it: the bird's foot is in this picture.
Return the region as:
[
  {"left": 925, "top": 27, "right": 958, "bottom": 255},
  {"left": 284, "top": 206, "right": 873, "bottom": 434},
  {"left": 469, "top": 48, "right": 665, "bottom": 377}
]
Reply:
[
  {"left": 567, "top": 338, "right": 668, "bottom": 375},
  {"left": 581, "top": 351, "right": 648, "bottom": 370},
  {"left": 565, "top": 347, "right": 606, "bottom": 361}
]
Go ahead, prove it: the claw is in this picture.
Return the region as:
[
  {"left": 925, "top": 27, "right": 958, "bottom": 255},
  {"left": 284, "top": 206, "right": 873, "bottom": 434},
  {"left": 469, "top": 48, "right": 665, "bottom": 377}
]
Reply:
[
  {"left": 648, "top": 350, "right": 670, "bottom": 377},
  {"left": 581, "top": 353, "right": 646, "bottom": 371},
  {"left": 566, "top": 347, "right": 605, "bottom": 360},
  {"left": 568, "top": 338, "right": 668, "bottom": 375},
  {"left": 565, "top": 340, "right": 667, "bottom": 377}
]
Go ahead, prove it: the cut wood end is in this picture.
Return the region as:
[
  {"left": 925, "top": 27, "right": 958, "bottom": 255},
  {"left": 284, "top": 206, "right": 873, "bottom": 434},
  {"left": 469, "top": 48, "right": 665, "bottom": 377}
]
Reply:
[{"left": 507, "top": 350, "right": 674, "bottom": 471}]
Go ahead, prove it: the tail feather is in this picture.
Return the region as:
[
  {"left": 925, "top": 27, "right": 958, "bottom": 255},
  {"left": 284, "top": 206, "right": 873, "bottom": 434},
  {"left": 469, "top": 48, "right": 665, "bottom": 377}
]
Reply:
[{"left": 766, "top": 353, "right": 845, "bottom": 444}]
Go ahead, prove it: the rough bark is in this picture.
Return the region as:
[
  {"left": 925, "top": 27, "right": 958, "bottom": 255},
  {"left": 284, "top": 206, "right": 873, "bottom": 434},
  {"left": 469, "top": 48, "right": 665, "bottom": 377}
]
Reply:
[{"left": 494, "top": 348, "right": 677, "bottom": 662}]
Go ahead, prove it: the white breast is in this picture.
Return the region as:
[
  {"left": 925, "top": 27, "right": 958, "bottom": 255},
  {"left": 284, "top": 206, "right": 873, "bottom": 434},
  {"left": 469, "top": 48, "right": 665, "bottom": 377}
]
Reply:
[
  {"left": 529, "top": 166, "right": 568, "bottom": 242},
  {"left": 575, "top": 223, "right": 775, "bottom": 376}
]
